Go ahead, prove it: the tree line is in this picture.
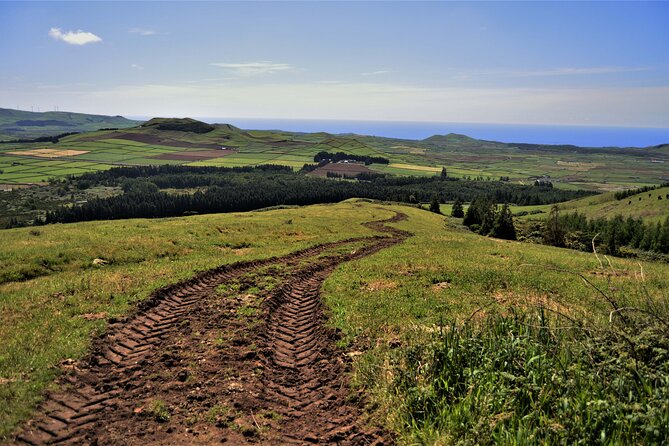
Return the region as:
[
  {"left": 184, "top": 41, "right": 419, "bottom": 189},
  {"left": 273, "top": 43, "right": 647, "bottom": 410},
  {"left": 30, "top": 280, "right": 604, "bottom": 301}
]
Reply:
[
  {"left": 541, "top": 207, "right": 669, "bottom": 258},
  {"left": 25, "top": 165, "right": 594, "bottom": 226},
  {"left": 0, "top": 131, "right": 80, "bottom": 144},
  {"left": 313, "top": 151, "right": 390, "bottom": 165},
  {"left": 614, "top": 183, "right": 669, "bottom": 201}
]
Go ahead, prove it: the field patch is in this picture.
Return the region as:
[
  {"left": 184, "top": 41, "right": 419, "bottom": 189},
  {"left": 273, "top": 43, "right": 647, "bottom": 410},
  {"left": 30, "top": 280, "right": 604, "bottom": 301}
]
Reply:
[
  {"left": 309, "top": 162, "right": 374, "bottom": 177},
  {"left": 7, "top": 148, "right": 89, "bottom": 158},
  {"left": 556, "top": 160, "right": 604, "bottom": 171},
  {"left": 387, "top": 162, "right": 441, "bottom": 172},
  {"left": 151, "top": 149, "right": 236, "bottom": 161},
  {"left": 101, "top": 132, "right": 225, "bottom": 150}
]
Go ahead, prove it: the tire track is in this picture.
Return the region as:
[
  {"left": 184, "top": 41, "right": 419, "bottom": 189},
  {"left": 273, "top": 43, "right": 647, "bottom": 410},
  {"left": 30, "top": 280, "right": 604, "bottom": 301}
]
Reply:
[
  {"left": 258, "top": 212, "right": 411, "bottom": 444},
  {"left": 12, "top": 211, "right": 410, "bottom": 445}
]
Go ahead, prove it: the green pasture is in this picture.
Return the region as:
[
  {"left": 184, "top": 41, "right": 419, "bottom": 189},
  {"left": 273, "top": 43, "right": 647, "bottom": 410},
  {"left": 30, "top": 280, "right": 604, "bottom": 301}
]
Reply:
[{"left": 0, "top": 202, "right": 393, "bottom": 438}]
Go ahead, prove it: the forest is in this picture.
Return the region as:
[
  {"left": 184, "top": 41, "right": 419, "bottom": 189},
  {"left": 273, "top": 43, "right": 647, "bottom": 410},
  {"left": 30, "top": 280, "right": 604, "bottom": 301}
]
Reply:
[
  {"left": 540, "top": 207, "right": 669, "bottom": 258},
  {"left": 33, "top": 165, "right": 593, "bottom": 225}
]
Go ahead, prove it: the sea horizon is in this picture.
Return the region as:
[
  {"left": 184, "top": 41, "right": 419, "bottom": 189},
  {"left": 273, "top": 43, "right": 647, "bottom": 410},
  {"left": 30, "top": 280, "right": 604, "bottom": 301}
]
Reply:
[{"left": 129, "top": 116, "right": 669, "bottom": 149}]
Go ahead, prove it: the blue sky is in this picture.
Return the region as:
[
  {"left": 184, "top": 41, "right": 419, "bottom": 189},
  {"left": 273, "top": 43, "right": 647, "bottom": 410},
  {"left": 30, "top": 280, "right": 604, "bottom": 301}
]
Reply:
[{"left": 1, "top": 1, "right": 668, "bottom": 127}]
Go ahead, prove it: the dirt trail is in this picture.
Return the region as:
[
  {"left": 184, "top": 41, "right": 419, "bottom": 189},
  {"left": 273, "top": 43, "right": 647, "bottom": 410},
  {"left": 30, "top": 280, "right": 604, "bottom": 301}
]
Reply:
[{"left": 13, "top": 211, "right": 410, "bottom": 445}]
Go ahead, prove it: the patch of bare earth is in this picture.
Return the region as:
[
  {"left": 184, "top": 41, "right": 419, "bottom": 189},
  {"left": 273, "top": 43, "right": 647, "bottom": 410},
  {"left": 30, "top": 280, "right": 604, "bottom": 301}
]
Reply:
[
  {"left": 309, "top": 163, "right": 374, "bottom": 178},
  {"left": 13, "top": 214, "right": 410, "bottom": 445}
]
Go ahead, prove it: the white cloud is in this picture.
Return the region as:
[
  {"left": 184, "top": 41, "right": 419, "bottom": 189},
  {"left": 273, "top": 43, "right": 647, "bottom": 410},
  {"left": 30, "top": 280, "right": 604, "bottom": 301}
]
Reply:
[
  {"left": 511, "top": 67, "right": 650, "bottom": 77},
  {"left": 5, "top": 80, "right": 665, "bottom": 128},
  {"left": 129, "top": 28, "right": 156, "bottom": 36},
  {"left": 76, "top": 82, "right": 669, "bottom": 128},
  {"left": 210, "top": 61, "right": 293, "bottom": 76},
  {"left": 49, "top": 27, "right": 102, "bottom": 46},
  {"left": 131, "top": 64, "right": 144, "bottom": 70},
  {"left": 462, "top": 66, "right": 650, "bottom": 79},
  {"left": 360, "top": 70, "right": 393, "bottom": 76}
]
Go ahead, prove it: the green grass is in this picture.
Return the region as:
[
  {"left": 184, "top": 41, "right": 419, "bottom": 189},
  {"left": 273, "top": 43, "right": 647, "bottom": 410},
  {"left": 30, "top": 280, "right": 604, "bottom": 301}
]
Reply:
[
  {"left": 321, "top": 205, "right": 669, "bottom": 444},
  {"left": 1, "top": 200, "right": 668, "bottom": 442},
  {"left": 0, "top": 201, "right": 391, "bottom": 439},
  {"left": 387, "top": 312, "right": 669, "bottom": 445},
  {"left": 511, "top": 186, "right": 669, "bottom": 223}
]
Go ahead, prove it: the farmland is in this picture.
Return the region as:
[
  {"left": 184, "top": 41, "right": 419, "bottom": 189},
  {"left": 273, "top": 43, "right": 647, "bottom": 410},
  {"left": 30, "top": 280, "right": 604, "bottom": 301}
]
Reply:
[{"left": 1, "top": 116, "right": 668, "bottom": 191}]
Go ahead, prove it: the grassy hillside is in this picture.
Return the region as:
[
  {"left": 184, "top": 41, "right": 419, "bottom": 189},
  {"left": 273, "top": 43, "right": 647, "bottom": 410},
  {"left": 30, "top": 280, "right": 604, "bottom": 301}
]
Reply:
[
  {"left": 0, "top": 108, "right": 140, "bottom": 141},
  {"left": 323, "top": 206, "right": 669, "bottom": 444},
  {"left": 0, "top": 202, "right": 390, "bottom": 438},
  {"left": 512, "top": 186, "right": 669, "bottom": 223},
  {"left": 2, "top": 200, "right": 668, "bottom": 442}
]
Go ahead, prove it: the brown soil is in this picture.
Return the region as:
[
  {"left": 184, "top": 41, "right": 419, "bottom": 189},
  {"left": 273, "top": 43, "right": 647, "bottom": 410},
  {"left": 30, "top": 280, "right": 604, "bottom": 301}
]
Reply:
[
  {"left": 151, "top": 150, "right": 236, "bottom": 161},
  {"left": 13, "top": 212, "right": 410, "bottom": 445},
  {"left": 309, "top": 163, "right": 374, "bottom": 178}
]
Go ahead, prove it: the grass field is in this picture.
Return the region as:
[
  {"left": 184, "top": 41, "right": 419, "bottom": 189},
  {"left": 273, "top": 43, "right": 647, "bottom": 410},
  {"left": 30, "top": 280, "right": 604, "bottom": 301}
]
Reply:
[
  {"left": 436, "top": 186, "right": 669, "bottom": 225},
  {"left": 322, "top": 205, "right": 669, "bottom": 444},
  {"left": 0, "top": 202, "right": 391, "bottom": 438},
  {"left": 2, "top": 200, "right": 668, "bottom": 442},
  {"left": 506, "top": 186, "right": 669, "bottom": 223}
]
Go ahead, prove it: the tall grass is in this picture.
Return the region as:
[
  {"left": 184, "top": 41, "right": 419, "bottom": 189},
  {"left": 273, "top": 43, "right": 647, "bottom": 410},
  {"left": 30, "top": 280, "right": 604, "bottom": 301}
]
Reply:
[
  {"left": 388, "top": 308, "right": 669, "bottom": 445},
  {"left": 323, "top": 207, "right": 669, "bottom": 444}
]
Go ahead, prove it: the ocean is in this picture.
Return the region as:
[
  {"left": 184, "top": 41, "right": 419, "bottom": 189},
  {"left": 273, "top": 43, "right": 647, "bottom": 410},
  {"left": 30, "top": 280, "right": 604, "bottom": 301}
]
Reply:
[{"left": 191, "top": 118, "right": 669, "bottom": 149}]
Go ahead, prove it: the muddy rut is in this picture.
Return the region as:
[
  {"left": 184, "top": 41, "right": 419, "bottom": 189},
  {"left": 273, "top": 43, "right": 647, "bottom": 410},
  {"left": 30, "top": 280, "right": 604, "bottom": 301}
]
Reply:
[{"left": 14, "top": 211, "right": 410, "bottom": 445}]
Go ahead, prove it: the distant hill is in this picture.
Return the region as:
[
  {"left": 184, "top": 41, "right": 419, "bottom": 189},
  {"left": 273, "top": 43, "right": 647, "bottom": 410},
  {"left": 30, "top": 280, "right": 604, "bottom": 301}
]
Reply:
[
  {"left": 422, "top": 133, "right": 478, "bottom": 144},
  {"left": 0, "top": 108, "right": 141, "bottom": 141},
  {"left": 141, "top": 117, "right": 216, "bottom": 134},
  {"left": 422, "top": 131, "right": 668, "bottom": 156}
]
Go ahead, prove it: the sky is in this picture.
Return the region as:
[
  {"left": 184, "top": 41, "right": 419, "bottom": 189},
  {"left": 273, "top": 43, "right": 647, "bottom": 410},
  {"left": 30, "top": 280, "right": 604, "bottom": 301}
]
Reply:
[{"left": 1, "top": 1, "right": 668, "bottom": 128}]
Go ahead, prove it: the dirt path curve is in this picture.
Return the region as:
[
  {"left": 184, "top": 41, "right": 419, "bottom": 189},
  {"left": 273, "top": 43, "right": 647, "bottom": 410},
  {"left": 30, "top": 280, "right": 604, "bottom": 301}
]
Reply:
[{"left": 13, "top": 210, "right": 410, "bottom": 445}]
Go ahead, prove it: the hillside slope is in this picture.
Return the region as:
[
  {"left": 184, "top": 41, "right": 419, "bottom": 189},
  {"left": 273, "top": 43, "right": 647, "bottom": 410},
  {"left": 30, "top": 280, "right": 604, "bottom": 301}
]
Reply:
[
  {"left": 2, "top": 201, "right": 668, "bottom": 443},
  {"left": 514, "top": 185, "right": 669, "bottom": 223},
  {"left": 0, "top": 108, "right": 140, "bottom": 141}
]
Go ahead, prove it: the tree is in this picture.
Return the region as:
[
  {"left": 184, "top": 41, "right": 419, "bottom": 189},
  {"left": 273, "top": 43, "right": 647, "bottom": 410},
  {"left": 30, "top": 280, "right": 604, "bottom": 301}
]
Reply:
[
  {"left": 429, "top": 196, "right": 441, "bottom": 214},
  {"left": 543, "top": 205, "right": 565, "bottom": 247},
  {"left": 464, "top": 195, "right": 493, "bottom": 228},
  {"left": 451, "top": 198, "right": 464, "bottom": 218},
  {"left": 480, "top": 202, "right": 497, "bottom": 235},
  {"left": 490, "top": 204, "right": 516, "bottom": 240}
]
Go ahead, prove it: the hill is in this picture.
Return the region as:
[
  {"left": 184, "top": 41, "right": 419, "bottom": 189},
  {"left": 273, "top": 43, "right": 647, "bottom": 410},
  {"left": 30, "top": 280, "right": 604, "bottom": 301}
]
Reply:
[
  {"left": 513, "top": 185, "right": 669, "bottom": 223},
  {"left": 141, "top": 117, "right": 216, "bottom": 134},
  {"left": 2, "top": 201, "right": 669, "bottom": 443},
  {"left": 423, "top": 132, "right": 481, "bottom": 145},
  {"left": 0, "top": 108, "right": 140, "bottom": 141}
]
